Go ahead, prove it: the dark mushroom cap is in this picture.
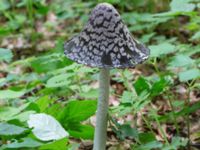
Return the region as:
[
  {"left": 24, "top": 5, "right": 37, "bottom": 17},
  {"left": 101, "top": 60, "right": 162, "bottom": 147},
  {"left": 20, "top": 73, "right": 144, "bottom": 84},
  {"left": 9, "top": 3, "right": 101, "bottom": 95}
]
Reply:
[{"left": 64, "top": 3, "right": 150, "bottom": 68}]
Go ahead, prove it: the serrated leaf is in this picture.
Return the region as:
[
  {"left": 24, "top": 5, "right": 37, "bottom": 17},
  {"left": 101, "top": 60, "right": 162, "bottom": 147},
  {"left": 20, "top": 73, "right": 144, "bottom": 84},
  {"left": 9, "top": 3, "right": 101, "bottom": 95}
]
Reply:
[
  {"left": 28, "top": 113, "right": 69, "bottom": 141},
  {"left": 149, "top": 43, "right": 176, "bottom": 57},
  {"left": 46, "top": 73, "right": 73, "bottom": 88},
  {"left": 151, "top": 77, "right": 168, "bottom": 96},
  {"left": 134, "top": 77, "right": 150, "bottom": 95},
  {"left": 0, "top": 48, "right": 13, "bottom": 62},
  {"left": 0, "top": 123, "right": 27, "bottom": 136},
  {"left": 30, "top": 53, "right": 72, "bottom": 73},
  {"left": 179, "top": 69, "right": 200, "bottom": 82},
  {"left": 120, "top": 91, "right": 135, "bottom": 103},
  {"left": 190, "top": 31, "right": 200, "bottom": 40},
  {"left": 170, "top": 0, "right": 195, "bottom": 12},
  {"left": 168, "top": 55, "right": 194, "bottom": 68},
  {"left": 135, "top": 141, "right": 163, "bottom": 150}
]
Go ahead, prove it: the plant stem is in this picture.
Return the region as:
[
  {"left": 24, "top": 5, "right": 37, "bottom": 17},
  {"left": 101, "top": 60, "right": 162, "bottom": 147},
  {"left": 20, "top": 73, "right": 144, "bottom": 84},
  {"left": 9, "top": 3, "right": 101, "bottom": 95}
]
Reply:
[
  {"left": 186, "top": 85, "right": 191, "bottom": 150},
  {"left": 93, "top": 68, "right": 110, "bottom": 150}
]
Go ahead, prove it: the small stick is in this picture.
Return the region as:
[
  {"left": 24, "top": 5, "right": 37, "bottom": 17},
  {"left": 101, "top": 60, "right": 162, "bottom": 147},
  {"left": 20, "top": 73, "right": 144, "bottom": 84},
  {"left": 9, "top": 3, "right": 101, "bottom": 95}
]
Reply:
[{"left": 93, "top": 68, "right": 110, "bottom": 150}]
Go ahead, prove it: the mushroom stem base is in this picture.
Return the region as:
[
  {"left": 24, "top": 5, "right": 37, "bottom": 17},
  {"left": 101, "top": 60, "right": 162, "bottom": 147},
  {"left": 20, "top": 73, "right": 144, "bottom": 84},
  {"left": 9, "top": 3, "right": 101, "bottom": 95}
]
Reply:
[{"left": 93, "top": 68, "right": 110, "bottom": 150}]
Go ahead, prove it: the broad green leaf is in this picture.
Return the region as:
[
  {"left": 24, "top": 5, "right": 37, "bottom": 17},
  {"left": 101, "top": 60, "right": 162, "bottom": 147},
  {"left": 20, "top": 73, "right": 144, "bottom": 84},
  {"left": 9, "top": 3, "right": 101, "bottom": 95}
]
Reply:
[
  {"left": 39, "top": 138, "right": 68, "bottom": 150},
  {"left": 168, "top": 55, "right": 194, "bottom": 68},
  {"left": 36, "top": 96, "right": 52, "bottom": 112},
  {"left": 0, "top": 123, "right": 27, "bottom": 136},
  {"left": 14, "top": 110, "right": 36, "bottom": 122},
  {"left": 0, "top": 107, "right": 21, "bottom": 121},
  {"left": 0, "top": 103, "right": 30, "bottom": 121},
  {"left": 58, "top": 100, "right": 97, "bottom": 124},
  {"left": 178, "top": 69, "right": 200, "bottom": 82},
  {"left": 46, "top": 73, "right": 73, "bottom": 88},
  {"left": 28, "top": 113, "right": 69, "bottom": 141},
  {"left": 0, "top": 48, "right": 13, "bottom": 62},
  {"left": 68, "top": 124, "right": 94, "bottom": 139},
  {"left": 2, "top": 137, "right": 43, "bottom": 149},
  {"left": 149, "top": 43, "right": 176, "bottom": 57},
  {"left": 0, "top": 89, "right": 25, "bottom": 99}
]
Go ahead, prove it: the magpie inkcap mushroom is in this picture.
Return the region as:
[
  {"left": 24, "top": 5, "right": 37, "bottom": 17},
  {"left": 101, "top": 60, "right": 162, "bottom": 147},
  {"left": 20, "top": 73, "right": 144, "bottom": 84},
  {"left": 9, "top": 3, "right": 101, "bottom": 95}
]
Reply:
[{"left": 64, "top": 3, "right": 150, "bottom": 68}]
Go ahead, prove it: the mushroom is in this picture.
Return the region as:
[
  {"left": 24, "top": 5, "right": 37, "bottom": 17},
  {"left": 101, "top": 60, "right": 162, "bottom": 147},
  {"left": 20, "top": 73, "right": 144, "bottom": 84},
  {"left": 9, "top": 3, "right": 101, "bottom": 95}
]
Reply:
[{"left": 64, "top": 3, "right": 150, "bottom": 150}]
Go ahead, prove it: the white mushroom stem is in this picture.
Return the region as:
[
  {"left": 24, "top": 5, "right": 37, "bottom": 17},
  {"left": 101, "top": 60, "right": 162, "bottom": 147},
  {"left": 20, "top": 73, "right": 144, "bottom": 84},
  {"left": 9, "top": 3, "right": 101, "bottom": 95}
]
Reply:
[{"left": 93, "top": 68, "right": 110, "bottom": 150}]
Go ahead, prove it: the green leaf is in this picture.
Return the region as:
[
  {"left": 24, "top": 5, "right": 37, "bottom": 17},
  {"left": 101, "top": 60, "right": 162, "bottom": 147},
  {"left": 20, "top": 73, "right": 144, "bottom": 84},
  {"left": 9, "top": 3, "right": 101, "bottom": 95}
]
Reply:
[
  {"left": 0, "top": 0, "right": 10, "bottom": 11},
  {"left": 170, "top": 0, "right": 195, "bottom": 12},
  {"left": 190, "top": 31, "right": 200, "bottom": 40},
  {"left": 119, "top": 124, "right": 138, "bottom": 139},
  {"left": 149, "top": 43, "right": 176, "bottom": 57},
  {"left": 120, "top": 91, "right": 135, "bottom": 103},
  {"left": 36, "top": 96, "right": 52, "bottom": 112},
  {"left": 139, "top": 132, "right": 156, "bottom": 144},
  {"left": 28, "top": 113, "right": 69, "bottom": 141},
  {"left": 0, "top": 48, "right": 13, "bottom": 62},
  {"left": 168, "top": 54, "right": 194, "bottom": 68},
  {"left": 134, "top": 77, "right": 150, "bottom": 95},
  {"left": 0, "top": 89, "right": 25, "bottom": 99},
  {"left": 134, "top": 141, "right": 163, "bottom": 150},
  {"left": 178, "top": 69, "right": 200, "bottom": 82},
  {"left": 0, "top": 103, "right": 34, "bottom": 121},
  {"left": 58, "top": 100, "right": 97, "bottom": 124},
  {"left": 2, "top": 137, "right": 43, "bottom": 149},
  {"left": 171, "top": 136, "right": 188, "bottom": 147},
  {"left": 68, "top": 124, "right": 94, "bottom": 139},
  {"left": 39, "top": 138, "right": 68, "bottom": 150},
  {"left": 79, "top": 89, "right": 98, "bottom": 99},
  {"left": 151, "top": 77, "right": 169, "bottom": 96},
  {"left": 30, "top": 53, "right": 72, "bottom": 73},
  {"left": 46, "top": 73, "right": 73, "bottom": 88},
  {"left": 0, "top": 122, "right": 27, "bottom": 136},
  {"left": 0, "top": 107, "right": 21, "bottom": 121}
]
